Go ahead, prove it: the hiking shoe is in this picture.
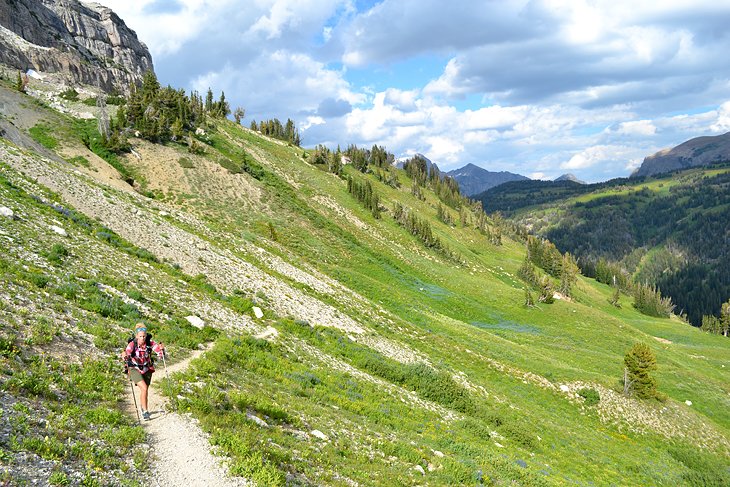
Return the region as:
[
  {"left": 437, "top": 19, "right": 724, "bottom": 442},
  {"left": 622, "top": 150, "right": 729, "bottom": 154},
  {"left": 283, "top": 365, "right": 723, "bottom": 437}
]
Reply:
[{"left": 142, "top": 411, "right": 150, "bottom": 421}]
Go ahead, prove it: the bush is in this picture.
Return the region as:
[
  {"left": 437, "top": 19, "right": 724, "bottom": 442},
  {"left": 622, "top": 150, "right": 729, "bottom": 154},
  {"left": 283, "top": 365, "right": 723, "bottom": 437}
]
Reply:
[
  {"left": 500, "top": 421, "right": 538, "bottom": 449},
  {"left": 577, "top": 387, "right": 600, "bottom": 406},
  {"left": 59, "top": 88, "right": 79, "bottom": 101},
  {"left": 668, "top": 444, "right": 730, "bottom": 486},
  {"left": 66, "top": 155, "right": 90, "bottom": 168},
  {"left": 29, "top": 123, "right": 58, "bottom": 149},
  {"left": 178, "top": 157, "right": 194, "bottom": 168},
  {"left": 0, "top": 336, "right": 19, "bottom": 357},
  {"left": 47, "top": 243, "right": 70, "bottom": 266}
]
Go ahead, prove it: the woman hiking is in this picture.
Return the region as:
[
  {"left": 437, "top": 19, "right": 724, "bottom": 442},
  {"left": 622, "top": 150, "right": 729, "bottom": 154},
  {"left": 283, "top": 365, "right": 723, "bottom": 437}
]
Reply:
[{"left": 121, "top": 323, "right": 165, "bottom": 420}]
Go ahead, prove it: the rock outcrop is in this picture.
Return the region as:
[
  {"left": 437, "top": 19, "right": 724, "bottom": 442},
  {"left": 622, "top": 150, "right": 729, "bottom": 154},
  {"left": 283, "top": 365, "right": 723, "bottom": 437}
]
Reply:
[
  {"left": 632, "top": 131, "right": 730, "bottom": 178},
  {"left": 0, "top": 0, "right": 153, "bottom": 93}
]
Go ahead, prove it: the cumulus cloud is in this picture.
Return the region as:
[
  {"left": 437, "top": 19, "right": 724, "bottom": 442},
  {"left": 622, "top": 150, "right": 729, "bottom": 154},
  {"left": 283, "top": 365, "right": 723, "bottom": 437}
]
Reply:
[
  {"left": 317, "top": 98, "right": 352, "bottom": 118},
  {"left": 94, "top": 0, "right": 730, "bottom": 182},
  {"left": 611, "top": 120, "right": 657, "bottom": 136}
]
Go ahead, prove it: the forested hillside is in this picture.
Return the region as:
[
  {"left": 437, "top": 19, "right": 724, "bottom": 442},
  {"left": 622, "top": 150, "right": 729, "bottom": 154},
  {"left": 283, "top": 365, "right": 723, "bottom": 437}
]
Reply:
[{"left": 502, "top": 166, "right": 730, "bottom": 327}]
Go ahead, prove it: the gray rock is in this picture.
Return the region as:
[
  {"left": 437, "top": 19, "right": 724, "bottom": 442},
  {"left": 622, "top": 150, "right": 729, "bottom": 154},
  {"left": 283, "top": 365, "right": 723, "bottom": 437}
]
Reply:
[
  {"left": 50, "top": 224, "right": 67, "bottom": 236},
  {"left": 252, "top": 306, "right": 264, "bottom": 319},
  {"left": 310, "top": 429, "right": 328, "bottom": 441},
  {"left": 0, "top": 0, "right": 154, "bottom": 94},
  {"left": 185, "top": 315, "right": 205, "bottom": 329},
  {"left": 0, "top": 206, "right": 14, "bottom": 218},
  {"left": 246, "top": 413, "right": 269, "bottom": 428}
]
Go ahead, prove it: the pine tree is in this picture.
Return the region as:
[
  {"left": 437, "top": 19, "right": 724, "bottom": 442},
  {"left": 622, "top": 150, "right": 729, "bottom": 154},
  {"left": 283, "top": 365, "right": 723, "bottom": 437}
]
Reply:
[
  {"left": 623, "top": 343, "right": 658, "bottom": 399},
  {"left": 721, "top": 300, "right": 730, "bottom": 337},
  {"left": 538, "top": 276, "right": 554, "bottom": 304},
  {"left": 524, "top": 287, "right": 535, "bottom": 307},
  {"left": 16, "top": 71, "right": 25, "bottom": 92},
  {"left": 205, "top": 88, "right": 214, "bottom": 113},
  {"left": 609, "top": 286, "right": 621, "bottom": 308},
  {"left": 234, "top": 107, "right": 245, "bottom": 124},
  {"left": 701, "top": 315, "right": 721, "bottom": 334}
]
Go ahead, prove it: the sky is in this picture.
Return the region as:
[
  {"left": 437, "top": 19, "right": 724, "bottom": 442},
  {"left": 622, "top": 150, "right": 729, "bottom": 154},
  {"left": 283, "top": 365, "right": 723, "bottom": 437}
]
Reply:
[{"left": 95, "top": 0, "right": 730, "bottom": 183}]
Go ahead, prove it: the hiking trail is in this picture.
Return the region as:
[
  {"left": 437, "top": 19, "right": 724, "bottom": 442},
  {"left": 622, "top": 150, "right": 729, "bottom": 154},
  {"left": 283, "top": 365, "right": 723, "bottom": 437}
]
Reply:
[{"left": 122, "top": 349, "right": 250, "bottom": 486}]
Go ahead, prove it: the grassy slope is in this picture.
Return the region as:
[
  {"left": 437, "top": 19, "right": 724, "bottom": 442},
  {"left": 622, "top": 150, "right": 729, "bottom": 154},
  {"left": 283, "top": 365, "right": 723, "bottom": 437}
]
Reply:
[{"left": 1, "top": 87, "right": 729, "bottom": 485}]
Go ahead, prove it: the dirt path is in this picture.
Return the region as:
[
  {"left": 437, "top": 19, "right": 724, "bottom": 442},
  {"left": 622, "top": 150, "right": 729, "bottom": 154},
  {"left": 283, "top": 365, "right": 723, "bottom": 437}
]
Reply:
[{"left": 123, "top": 350, "right": 250, "bottom": 487}]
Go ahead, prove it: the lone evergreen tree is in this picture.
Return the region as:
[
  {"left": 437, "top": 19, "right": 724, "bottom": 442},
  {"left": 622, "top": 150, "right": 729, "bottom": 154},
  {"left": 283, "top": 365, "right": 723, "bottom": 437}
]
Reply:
[
  {"left": 623, "top": 343, "right": 658, "bottom": 399},
  {"left": 233, "top": 107, "right": 245, "bottom": 124}
]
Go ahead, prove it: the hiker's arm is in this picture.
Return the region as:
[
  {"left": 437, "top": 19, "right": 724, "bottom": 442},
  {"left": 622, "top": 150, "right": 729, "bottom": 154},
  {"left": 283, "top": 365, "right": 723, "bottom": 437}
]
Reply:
[
  {"left": 152, "top": 341, "right": 165, "bottom": 357},
  {"left": 121, "top": 342, "right": 134, "bottom": 360}
]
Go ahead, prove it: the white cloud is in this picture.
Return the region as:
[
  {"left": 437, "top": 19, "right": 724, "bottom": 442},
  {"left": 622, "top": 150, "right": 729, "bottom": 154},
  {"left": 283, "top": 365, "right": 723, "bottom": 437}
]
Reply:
[
  {"left": 613, "top": 120, "right": 657, "bottom": 136},
  {"left": 711, "top": 101, "right": 730, "bottom": 133},
  {"left": 93, "top": 0, "right": 730, "bottom": 182},
  {"left": 562, "top": 145, "right": 638, "bottom": 170},
  {"left": 97, "top": 0, "right": 231, "bottom": 56}
]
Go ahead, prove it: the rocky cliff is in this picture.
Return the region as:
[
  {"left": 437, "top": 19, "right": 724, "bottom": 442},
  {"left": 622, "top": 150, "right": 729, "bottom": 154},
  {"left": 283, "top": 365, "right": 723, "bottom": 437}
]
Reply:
[
  {"left": 632, "top": 131, "right": 730, "bottom": 178},
  {"left": 0, "top": 0, "right": 153, "bottom": 93}
]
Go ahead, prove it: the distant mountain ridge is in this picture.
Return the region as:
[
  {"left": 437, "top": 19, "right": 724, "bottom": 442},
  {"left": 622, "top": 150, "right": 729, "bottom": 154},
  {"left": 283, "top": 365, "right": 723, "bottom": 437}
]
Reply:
[
  {"left": 555, "top": 173, "right": 586, "bottom": 184},
  {"left": 632, "top": 131, "right": 730, "bottom": 178},
  {"left": 394, "top": 153, "right": 437, "bottom": 171},
  {"left": 446, "top": 163, "right": 529, "bottom": 196}
]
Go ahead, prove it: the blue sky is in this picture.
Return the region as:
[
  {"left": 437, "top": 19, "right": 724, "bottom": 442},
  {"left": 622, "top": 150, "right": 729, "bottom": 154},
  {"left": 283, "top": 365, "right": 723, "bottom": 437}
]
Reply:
[{"left": 96, "top": 0, "right": 730, "bottom": 182}]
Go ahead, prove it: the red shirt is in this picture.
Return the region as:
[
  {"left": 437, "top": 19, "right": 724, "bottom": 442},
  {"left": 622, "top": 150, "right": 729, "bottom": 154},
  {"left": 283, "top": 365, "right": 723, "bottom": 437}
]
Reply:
[{"left": 124, "top": 339, "right": 163, "bottom": 374}]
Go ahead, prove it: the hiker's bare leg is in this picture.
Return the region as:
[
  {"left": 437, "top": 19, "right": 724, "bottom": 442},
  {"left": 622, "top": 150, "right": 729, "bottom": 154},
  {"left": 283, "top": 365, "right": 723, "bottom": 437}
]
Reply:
[{"left": 137, "top": 380, "right": 149, "bottom": 411}]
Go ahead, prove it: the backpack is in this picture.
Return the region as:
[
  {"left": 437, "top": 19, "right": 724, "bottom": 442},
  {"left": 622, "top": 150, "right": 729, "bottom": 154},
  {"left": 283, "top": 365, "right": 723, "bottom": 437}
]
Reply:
[{"left": 124, "top": 334, "right": 154, "bottom": 374}]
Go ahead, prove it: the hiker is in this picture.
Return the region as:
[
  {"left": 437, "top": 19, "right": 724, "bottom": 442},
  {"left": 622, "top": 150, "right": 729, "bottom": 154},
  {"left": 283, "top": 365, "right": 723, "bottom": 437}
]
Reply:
[{"left": 121, "top": 323, "right": 165, "bottom": 420}]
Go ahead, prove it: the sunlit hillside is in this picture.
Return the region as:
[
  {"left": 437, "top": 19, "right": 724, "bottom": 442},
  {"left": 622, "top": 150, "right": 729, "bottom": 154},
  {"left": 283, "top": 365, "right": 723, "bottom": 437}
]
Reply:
[{"left": 1, "top": 76, "right": 729, "bottom": 486}]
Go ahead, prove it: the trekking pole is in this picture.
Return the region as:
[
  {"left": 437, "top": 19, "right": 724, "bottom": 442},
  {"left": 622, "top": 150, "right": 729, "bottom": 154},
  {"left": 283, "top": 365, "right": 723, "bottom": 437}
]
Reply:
[
  {"left": 126, "top": 362, "right": 141, "bottom": 424},
  {"left": 162, "top": 351, "right": 172, "bottom": 410}
]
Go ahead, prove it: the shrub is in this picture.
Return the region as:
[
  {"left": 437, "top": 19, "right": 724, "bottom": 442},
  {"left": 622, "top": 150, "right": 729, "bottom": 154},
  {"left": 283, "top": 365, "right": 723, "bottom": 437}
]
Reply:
[
  {"left": 47, "top": 243, "right": 70, "bottom": 266},
  {"left": 577, "top": 387, "right": 600, "bottom": 406},
  {"left": 0, "top": 336, "right": 19, "bottom": 357},
  {"left": 500, "top": 421, "right": 538, "bottom": 449},
  {"left": 49, "top": 471, "right": 70, "bottom": 486},
  {"left": 29, "top": 124, "right": 58, "bottom": 150},
  {"left": 668, "top": 444, "right": 730, "bottom": 487},
  {"left": 66, "top": 155, "right": 90, "bottom": 168},
  {"left": 178, "top": 157, "right": 195, "bottom": 168},
  {"left": 59, "top": 88, "right": 79, "bottom": 101}
]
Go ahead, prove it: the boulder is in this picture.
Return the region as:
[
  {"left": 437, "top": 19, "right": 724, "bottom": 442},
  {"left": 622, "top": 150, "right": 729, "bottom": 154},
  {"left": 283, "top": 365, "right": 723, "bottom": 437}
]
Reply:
[
  {"left": 252, "top": 306, "right": 264, "bottom": 319},
  {"left": 246, "top": 413, "right": 268, "bottom": 428},
  {"left": 310, "top": 430, "right": 328, "bottom": 441},
  {"left": 0, "top": 206, "right": 14, "bottom": 219},
  {"left": 185, "top": 315, "right": 205, "bottom": 329},
  {"left": 50, "top": 225, "right": 67, "bottom": 237}
]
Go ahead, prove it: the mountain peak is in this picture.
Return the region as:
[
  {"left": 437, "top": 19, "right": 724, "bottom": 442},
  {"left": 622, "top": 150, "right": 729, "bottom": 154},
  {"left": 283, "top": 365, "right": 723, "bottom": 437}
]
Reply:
[
  {"left": 446, "top": 163, "right": 529, "bottom": 196},
  {"left": 632, "top": 131, "right": 730, "bottom": 178},
  {"left": 555, "top": 173, "right": 586, "bottom": 184}
]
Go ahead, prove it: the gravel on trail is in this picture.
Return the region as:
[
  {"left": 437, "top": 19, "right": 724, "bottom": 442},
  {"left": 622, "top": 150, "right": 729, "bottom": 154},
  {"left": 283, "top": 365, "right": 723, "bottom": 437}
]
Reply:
[{"left": 124, "top": 350, "right": 251, "bottom": 487}]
